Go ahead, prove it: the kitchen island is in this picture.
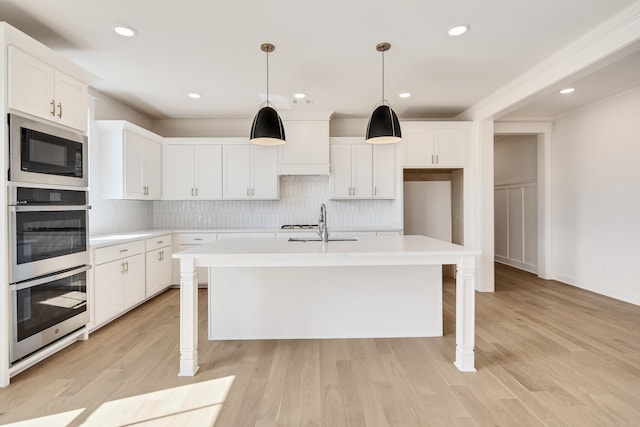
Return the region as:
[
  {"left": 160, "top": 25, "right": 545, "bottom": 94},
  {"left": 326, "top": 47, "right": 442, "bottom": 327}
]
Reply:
[{"left": 174, "top": 235, "right": 480, "bottom": 376}]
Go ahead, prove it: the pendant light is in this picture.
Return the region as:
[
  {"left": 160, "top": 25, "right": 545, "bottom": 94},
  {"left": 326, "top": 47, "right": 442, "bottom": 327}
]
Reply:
[
  {"left": 366, "top": 42, "right": 401, "bottom": 144},
  {"left": 250, "top": 43, "right": 286, "bottom": 145}
]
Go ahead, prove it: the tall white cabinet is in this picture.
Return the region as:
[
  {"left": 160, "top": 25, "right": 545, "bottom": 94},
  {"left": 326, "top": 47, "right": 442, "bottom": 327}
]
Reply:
[{"left": 97, "top": 121, "right": 163, "bottom": 200}]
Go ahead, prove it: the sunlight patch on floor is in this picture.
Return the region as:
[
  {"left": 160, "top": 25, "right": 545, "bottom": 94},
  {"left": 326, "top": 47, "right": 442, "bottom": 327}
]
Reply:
[
  {"left": 3, "top": 409, "right": 85, "bottom": 426},
  {"left": 3, "top": 376, "right": 235, "bottom": 427},
  {"left": 81, "top": 375, "right": 235, "bottom": 426}
]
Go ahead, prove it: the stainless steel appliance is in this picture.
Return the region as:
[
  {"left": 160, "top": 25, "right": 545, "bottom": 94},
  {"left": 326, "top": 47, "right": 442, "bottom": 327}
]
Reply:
[
  {"left": 8, "top": 186, "right": 90, "bottom": 363},
  {"left": 10, "top": 265, "right": 89, "bottom": 363},
  {"left": 9, "top": 113, "right": 88, "bottom": 187},
  {"left": 9, "top": 186, "right": 90, "bottom": 283}
]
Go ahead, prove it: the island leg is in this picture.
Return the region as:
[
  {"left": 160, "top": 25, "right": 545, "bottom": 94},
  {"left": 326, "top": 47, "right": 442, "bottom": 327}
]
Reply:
[
  {"left": 454, "top": 255, "right": 476, "bottom": 372},
  {"left": 179, "top": 258, "right": 199, "bottom": 376}
]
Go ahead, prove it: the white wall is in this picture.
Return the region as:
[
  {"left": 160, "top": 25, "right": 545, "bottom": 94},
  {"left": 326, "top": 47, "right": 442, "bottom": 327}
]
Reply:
[
  {"left": 403, "top": 181, "right": 452, "bottom": 242},
  {"left": 552, "top": 86, "right": 640, "bottom": 305}
]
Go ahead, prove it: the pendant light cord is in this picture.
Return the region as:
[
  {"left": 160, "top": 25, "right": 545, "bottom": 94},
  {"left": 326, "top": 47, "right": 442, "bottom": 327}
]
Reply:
[
  {"left": 266, "top": 49, "right": 270, "bottom": 105},
  {"left": 381, "top": 49, "right": 385, "bottom": 103}
]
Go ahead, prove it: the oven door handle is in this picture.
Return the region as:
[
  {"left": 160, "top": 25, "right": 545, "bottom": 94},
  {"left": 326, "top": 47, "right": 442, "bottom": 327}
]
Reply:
[
  {"left": 9, "top": 205, "right": 91, "bottom": 212},
  {"left": 10, "top": 265, "right": 92, "bottom": 291}
]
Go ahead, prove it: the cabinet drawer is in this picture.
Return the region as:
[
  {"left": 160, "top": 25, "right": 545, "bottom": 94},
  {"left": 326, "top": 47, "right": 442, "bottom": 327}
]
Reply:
[
  {"left": 145, "top": 234, "right": 172, "bottom": 251},
  {"left": 94, "top": 240, "right": 145, "bottom": 265},
  {"left": 176, "top": 233, "right": 217, "bottom": 245}
]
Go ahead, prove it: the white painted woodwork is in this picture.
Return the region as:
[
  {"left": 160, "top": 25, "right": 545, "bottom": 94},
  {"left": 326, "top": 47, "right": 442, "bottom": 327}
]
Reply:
[
  {"left": 175, "top": 235, "right": 480, "bottom": 375},
  {"left": 222, "top": 144, "right": 279, "bottom": 200},
  {"left": 278, "top": 119, "right": 331, "bottom": 175},
  {"left": 401, "top": 122, "right": 468, "bottom": 168},
  {"left": 210, "top": 265, "right": 442, "bottom": 339},
  {"left": 93, "top": 240, "right": 146, "bottom": 328},
  {"left": 7, "top": 46, "right": 88, "bottom": 132},
  {"left": 97, "top": 121, "right": 163, "bottom": 200},
  {"left": 372, "top": 144, "right": 396, "bottom": 199},
  {"left": 145, "top": 234, "right": 173, "bottom": 296},
  {"left": 329, "top": 141, "right": 373, "bottom": 199},
  {"left": 163, "top": 143, "right": 223, "bottom": 200}
]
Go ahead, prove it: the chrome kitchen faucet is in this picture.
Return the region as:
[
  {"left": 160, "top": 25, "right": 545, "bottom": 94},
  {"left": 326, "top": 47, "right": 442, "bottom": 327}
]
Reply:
[{"left": 318, "top": 203, "right": 328, "bottom": 242}]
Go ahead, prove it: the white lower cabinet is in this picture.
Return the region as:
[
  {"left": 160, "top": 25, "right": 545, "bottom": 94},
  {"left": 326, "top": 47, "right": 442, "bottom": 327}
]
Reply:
[
  {"left": 145, "top": 235, "right": 173, "bottom": 296},
  {"left": 92, "top": 240, "right": 146, "bottom": 329}
]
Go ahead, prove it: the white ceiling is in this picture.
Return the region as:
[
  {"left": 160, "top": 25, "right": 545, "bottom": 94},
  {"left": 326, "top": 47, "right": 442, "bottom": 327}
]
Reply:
[{"left": 1, "top": 0, "right": 638, "bottom": 120}]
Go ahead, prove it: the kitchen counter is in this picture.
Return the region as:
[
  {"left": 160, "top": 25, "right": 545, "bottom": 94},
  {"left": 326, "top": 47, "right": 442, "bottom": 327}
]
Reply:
[
  {"left": 174, "top": 235, "right": 480, "bottom": 376},
  {"left": 89, "top": 229, "right": 173, "bottom": 248}
]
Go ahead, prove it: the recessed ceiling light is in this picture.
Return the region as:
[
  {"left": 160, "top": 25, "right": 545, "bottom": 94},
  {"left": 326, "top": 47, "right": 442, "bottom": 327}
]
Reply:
[
  {"left": 448, "top": 25, "right": 469, "bottom": 36},
  {"left": 560, "top": 87, "right": 575, "bottom": 94},
  {"left": 399, "top": 92, "right": 412, "bottom": 99},
  {"left": 112, "top": 24, "right": 137, "bottom": 37},
  {"left": 293, "top": 93, "right": 306, "bottom": 99},
  {"left": 188, "top": 93, "right": 201, "bottom": 99}
]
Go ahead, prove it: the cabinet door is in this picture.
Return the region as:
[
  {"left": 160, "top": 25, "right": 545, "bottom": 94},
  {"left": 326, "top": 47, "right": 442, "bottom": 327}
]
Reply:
[
  {"left": 195, "top": 145, "right": 223, "bottom": 199},
  {"left": 351, "top": 144, "right": 373, "bottom": 199},
  {"left": 146, "top": 247, "right": 171, "bottom": 296},
  {"left": 330, "top": 144, "right": 353, "bottom": 199},
  {"left": 223, "top": 145, "right": 251, "bottom": 199},
  {"left": 434, "top": 129, "right": 466, "bottom": 167},
  {"left": 54, "top": 71, "right": 88, "bottom": 132},
  {"left": 124, "top": 131, "right": 146, "bottom": 198},
  {"left": 7, "top": 46, "right": 55, "bottom": 122},
  {"left": 123, "top": 254, "right": 145, "bottom": 310},
  {"left": 93, "top": 261, "right": 124, "bottom": 327},
  {"left": 164, "top": 145, "right": 195, "bottom": 199},
  {"left": 251, "top": 146, "right": 279, "bottom": 199},
  {"left": 372, "top": 144, "right": 396, "bottom": 199},
  {"left": 144, "top": 138, "right": 162, "bottom": 199},
  {"left": 402, "top": 130, "right": 436, "bottom": 168}
]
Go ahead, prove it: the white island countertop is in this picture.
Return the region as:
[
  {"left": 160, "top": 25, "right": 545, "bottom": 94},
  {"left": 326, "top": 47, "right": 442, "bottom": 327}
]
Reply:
[
  {"left": 174, "top": 235, "right": 480, "bottom": 376},
  {"left": 173, "top": 234, "right": 478, "bottom": 267}
]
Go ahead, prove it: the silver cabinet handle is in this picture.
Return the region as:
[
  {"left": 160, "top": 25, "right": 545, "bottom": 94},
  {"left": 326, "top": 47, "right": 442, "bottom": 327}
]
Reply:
[
  {"left": 57, "top": 102, "right": 62, "bottom": 119},
  {"left": 50, "top": 100, "right": 56, "bottom": 117},
  {"left": 246, "top": 188, "right": 250, "bottom": 196},
  {"left": 352, "top": 187, "right": 356, "bottom": 197},
  {"left": 193, "top": 238, "right": 203, "bottom": 241},
  {"left": 435, "top": 154, "right": 439, "bottom": 164},
  {"left": 191, "top": 188, "right": 194, "bottom": 197},
  {"left": 374, "top": 187, "right": 377, "bottom": 196},
  {"left": 121, "top": 261, "right": 125, "bottom": 274},
  {"left": 195, "top": 188, "right": 198, "bottom": 197},
  {"left": 125, "top": 261, "right": 129, "bottom": 273}
]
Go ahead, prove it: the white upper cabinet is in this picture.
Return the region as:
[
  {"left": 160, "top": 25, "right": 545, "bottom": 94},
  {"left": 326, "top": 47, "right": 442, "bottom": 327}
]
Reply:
[
  {"left": 97, "top": 121, "right": 163, "bottom": 200},
  {"left": 330, "top": 139, "right": 373, "bottom": 199},
  {"left": 8, "top": 46, "right": 88, "bottom": 132},
  {"left": 401, "top": 122, "right": 469, "bottom": 168},
  {"left": 223, "top": 143, "right": 279, "bottom": 200},
  {"left": 372, "top": 143, "right": 396, "bottom": 199},
  {"left": 163, "top": 141, "right": 222, "bottom": 200},
  {"left": 330, "top": 137, "right": 396, "bottom": 200},
  {"left": 278, "top": 113, "right": 332, "bottom": 175}
]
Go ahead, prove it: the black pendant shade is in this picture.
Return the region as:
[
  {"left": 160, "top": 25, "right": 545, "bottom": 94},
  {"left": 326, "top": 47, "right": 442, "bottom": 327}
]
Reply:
[
  {"left": 366, "top": 42, "right": 401, "bottom": 144},
  {"left": 250, "top": 105, "right": 286, "bottom": 146},
  {"left": 250, "top": 43, "right": 285, "bottom": 146},
  {"left": 366, "top": 104, "right": 401, "bottom": 144}
]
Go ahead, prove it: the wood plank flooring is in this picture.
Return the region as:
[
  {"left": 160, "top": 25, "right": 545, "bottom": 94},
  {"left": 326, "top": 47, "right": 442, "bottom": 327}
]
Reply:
[{"left": 1, "top": 263, "right": 639, "bottom": 426}]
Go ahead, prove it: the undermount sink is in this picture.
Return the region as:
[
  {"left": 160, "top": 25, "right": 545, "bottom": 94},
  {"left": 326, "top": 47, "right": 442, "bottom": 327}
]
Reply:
[{"left": 288, "top": 237, "right": 358, "bottom": 242}]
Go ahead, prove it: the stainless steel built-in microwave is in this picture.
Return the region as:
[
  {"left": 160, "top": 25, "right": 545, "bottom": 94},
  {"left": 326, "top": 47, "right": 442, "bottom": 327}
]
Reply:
[{"left": 8, "top": 113, "right": 88, "bottom": 187}]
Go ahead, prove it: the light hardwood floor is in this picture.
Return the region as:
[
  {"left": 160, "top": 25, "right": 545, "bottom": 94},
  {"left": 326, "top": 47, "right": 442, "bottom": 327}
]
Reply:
[{"left": 1, "top": 263, "right": 639, "bottom": 426}]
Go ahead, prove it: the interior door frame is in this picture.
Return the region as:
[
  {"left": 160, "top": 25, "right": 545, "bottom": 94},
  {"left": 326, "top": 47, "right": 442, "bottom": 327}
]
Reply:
[{"left": 494, "top": 122, "right": 552, "bottom": 280}]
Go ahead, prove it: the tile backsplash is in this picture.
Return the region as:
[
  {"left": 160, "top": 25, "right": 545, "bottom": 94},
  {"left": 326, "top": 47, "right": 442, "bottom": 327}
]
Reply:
[{"left": 153, "top": 176, "right": 401, "bottom": 229}]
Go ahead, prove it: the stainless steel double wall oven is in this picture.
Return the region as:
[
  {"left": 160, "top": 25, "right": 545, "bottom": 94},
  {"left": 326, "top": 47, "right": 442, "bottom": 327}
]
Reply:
[{"left": 7, "top": 113, "right": 90, "bottom": 363}]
